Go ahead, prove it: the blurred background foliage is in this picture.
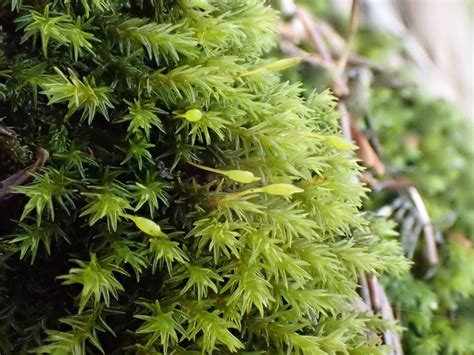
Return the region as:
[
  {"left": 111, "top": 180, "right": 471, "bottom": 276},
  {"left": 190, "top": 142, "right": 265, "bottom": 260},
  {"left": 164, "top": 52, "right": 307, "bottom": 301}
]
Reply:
[{"left": 273, "top": 0, "right": 474, "bottom": 354}]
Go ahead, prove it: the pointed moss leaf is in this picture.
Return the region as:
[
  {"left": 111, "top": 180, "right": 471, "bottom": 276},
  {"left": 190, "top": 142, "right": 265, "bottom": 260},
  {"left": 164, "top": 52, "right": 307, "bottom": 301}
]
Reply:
[
  {"left": 125, "top": 214, "right": 166, "bottom": 237},
  {"left": 324, "top": 135, "right": 356, "bottom": 151},
  {"left": 224, "top": 170, "right": 261, "bottom": 183},
  {"left": 184, "top": 109, "right": 203, "bottom": 122},
  {"left": 260, "top": 183, "right": 304, "bottom": 196}
]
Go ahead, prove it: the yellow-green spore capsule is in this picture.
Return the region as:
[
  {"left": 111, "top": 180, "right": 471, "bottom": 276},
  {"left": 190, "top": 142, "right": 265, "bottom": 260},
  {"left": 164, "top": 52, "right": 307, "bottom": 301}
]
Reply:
[
  {"left": 260, "top": 183, "right": 304, "bottom": 196},
  {"left": 188, "top": 161, "right": 260, "bottom": 184},
  {"left": 184, "top": 109, "right": 202, "bottom": 122},
  {"left": 125, "top": 214, "right": 166, "bottom": 237},
  {"left": 324, "top": 135, "right": 356, "bottom": 151},
  {"left": 225, "top": 170, "right": 261, "bottom": 183}
]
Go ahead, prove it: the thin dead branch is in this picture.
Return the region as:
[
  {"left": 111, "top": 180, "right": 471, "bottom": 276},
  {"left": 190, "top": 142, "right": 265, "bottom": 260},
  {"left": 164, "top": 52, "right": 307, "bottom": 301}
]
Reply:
[
  {"left": 278, "top": 39, "right": 328, "bottom": 67},
  {"left": 358, "top": 275, "right": 372, "bottom": 308},
  {"left": 295, "top": 6, "right": 332, "bottom": 63},
  {"left": 364, "top": 273, "right": 404, "bottom": 354},
  {"left": 366, "top": 273, "right": 382, "bottom": 313},
  {"left": 0, "top": 148, "right": 49, "bottom": 201},
  {"left": 336, "top": 0, "right": 360, "bottom": 76},
  {"left": 350, "top": 119, "right": 385, "bottom": 176},
  {"left": 315, "top": 18, "right": 346, "bottom": 53},
  {"left": 407, "top": 186, "right": 439, "bottom": 265},
  {"left": 338, "top": 103, "right": 352, "bottom": 141},
  {"left": 379, "top": 282, "right": 404, "bottom": 355}
]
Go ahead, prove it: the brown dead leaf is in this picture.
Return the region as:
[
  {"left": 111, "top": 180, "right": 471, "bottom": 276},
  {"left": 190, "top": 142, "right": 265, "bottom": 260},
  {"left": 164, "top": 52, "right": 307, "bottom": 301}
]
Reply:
[
  {"left": 451, "top": 233, "right": 473, "bottom": 249},
  {"left": 350, "top": 120, "right": 385, "bottom": 175}
]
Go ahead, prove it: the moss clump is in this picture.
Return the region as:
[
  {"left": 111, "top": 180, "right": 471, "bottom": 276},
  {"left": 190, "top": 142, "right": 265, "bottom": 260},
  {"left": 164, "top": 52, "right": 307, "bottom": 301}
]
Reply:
[{"left": 0, "top": 1, "right": 408, "bottom": 353}]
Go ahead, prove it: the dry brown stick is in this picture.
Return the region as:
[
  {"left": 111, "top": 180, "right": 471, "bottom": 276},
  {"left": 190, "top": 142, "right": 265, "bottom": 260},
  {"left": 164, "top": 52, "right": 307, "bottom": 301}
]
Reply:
[
  {"left": 366, "top": 273, "right": 382, "bottom": 314},
  {"left": 0, "top": 148, "right": 49, "bottom": 201},
  {"left": 336, "top": 0, "right": 360, "bottom": 76},
  {"left": 295, "top": 6, "right": 349, "bottom": 97},
  {"left": 296, "top": 6, "right": 332, "bottom": 63},
  {"left": 316, "top": 17, "right": 383, "bottom": 71},
  {"left": 280, "top": 18, "right": 381, "bottom": 71},
  {"left": 278, "top": 39, "right": 328, "bottom": 68},
  {"left": 407, "top": 186, "right": 440, "bottom": 265},
  {"left": 364, "top": 273, "right": 404, "bottom": 354},
  {"left": 358, "top": 275, "right": 371, "bottom": 308},
  {"left": 378, "top": 280, "right": 404, "bottom": 355},
  {"left": 317, "top": 19, "right": 383, "bottom": 71},
  {"left": 338, "top": 102, "right": 352, "bottom": 141},
  {"left": 315, "top": 18, "right": 346, "bottom": 53},
  {"left": 350, "top": 119, "right": 385, "bottom": 176},
  {"left": 364, "top": 272, "right": 404, "bottom": 354}
]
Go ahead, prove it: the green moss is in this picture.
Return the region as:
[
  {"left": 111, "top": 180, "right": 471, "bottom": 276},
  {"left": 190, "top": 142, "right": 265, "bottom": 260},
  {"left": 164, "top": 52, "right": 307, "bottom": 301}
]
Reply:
[{"left": 0, "top": 1, "right": 408, "bottom": 353}]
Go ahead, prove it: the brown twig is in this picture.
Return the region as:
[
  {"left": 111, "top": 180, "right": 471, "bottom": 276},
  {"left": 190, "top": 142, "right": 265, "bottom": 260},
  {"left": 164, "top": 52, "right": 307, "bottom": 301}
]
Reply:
[
  {"left": 0, "top": 148, "right": 49, "bottom": 201},
  {"left": 350, "top": 119, "right": 385, "bottom": 175},
  {"left": 337, "top": 102, "right": 352, "bottom": 141},
  {"left": 358, "top": 275, "right": 372, "bottom": 308},
  {"left": 364, "top": 274, "right": 403, "bottom": 354},
  {"left": 407, "top": 187, "right": 440, "bottom": 265},
  {"left": 296, "top": 7, "right": 332, "bottom": 63},
  {"left": 378, "top": 282, "right": 404, "bottom": 355},
  {"left": 366, "top": 273, "right": 382, "bottom": 313},
  {"left": 280, "top": 17, "right": 381, "bottom": 71},
  {"left": 278, "top": 39, "right": 328, "bottom": 68},
  {"left": 336, "top": 0, "right": 360, "bottom": 77},
  {"left": 315, "top": 18, "right": 346, "bottom": 53},
  {"left": 295, "top": 6, "right": 349, "bottom": 96}
]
